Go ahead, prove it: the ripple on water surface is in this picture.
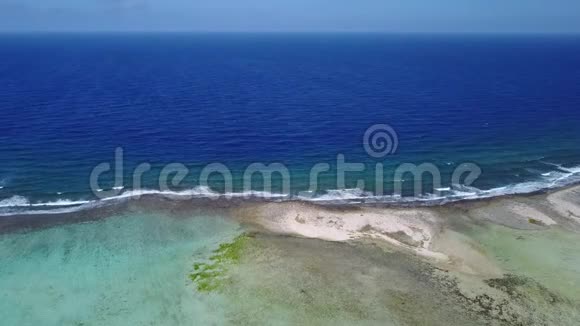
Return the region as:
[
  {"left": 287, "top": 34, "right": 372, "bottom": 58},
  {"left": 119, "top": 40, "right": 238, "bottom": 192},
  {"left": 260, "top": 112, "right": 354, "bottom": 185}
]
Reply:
[{"left": 0, "top": 212, "right": 241, "bottom": 326}]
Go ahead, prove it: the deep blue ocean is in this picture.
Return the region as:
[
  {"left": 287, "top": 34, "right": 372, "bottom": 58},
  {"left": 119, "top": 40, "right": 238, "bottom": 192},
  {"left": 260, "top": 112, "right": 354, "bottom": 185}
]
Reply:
[{"left": 1, "top": 33, "right": 580, "bottom": 212}]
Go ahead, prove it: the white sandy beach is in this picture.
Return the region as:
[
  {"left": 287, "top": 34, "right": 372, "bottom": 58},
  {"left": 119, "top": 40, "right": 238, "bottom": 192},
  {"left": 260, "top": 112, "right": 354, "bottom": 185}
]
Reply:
[{"left": 234, "top": 185, "right": 580, "bottom": 279}]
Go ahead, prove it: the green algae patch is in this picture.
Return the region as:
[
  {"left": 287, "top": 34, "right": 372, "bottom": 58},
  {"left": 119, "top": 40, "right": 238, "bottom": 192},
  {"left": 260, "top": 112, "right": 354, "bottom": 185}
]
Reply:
[
  {"left": 528, "top": 218, "right": 545, "bottom": 226},
  {"left": 189, "top": 234, "right": 250, "bottom": 293},
  {"left": 485, "top": 274, "right": 568, "bottom": 305}
]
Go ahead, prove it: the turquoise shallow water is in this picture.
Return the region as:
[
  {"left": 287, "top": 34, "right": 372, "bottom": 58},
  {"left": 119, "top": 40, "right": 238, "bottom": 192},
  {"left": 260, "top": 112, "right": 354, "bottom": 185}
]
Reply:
[
  {"left": 0, "top": 212, "right": 242, "bottom": 325},
  {"left": 466, "top": 224, "right": 580, "bottom": 302},
  {"left": 2, "top": 207, "right": 580, "bottom": 325}
]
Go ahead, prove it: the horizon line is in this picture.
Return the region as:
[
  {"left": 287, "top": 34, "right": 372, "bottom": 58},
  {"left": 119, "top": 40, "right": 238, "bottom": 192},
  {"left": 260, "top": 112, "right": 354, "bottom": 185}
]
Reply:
[{"left": 1, "top": 29, "right": 580, "bottom": 36}]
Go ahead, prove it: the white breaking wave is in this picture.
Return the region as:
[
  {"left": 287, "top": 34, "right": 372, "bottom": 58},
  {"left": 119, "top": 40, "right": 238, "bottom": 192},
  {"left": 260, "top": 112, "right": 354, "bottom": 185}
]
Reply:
[
  {"left": 0, "top": 196, "right": 92, "bottom": 209},
  {"left": 1, "top": 164, "right": 579, "bottom": 215},
  {"left": 0, "top": 186, "right": 290, "bottom": 216},
  {"left": 301, "top": 164, "right": 580, "bottom": 204},
  {"left": 225, "top": 190, "right": 288, "bottom": 199},
  {"left": 444, "top": 164, "right": 580, "bottom": 201},
  {"left": 0, "top": 196, "right": 30, "bottom": 207},
  {"left": 101, "top": 186, "right": 221, "bottom": 201},
  {"left": 305, "top": 188, "right": 373, "bottom": 201},
  {"left": 30, "top": 199, "right": 92, "bottom": 207}
]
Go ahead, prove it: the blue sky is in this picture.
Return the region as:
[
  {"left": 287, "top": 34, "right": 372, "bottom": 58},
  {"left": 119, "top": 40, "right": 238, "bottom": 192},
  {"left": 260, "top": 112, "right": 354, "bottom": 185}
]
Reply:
[{"left": 1, "top": 0, "right": 579, "bottom": 33}]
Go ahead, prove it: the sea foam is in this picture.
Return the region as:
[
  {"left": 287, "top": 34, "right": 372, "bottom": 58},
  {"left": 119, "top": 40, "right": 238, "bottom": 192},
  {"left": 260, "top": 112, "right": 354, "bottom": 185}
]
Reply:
[{"left": 1, "top": 164, "right": 579, "bottom": 216}]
